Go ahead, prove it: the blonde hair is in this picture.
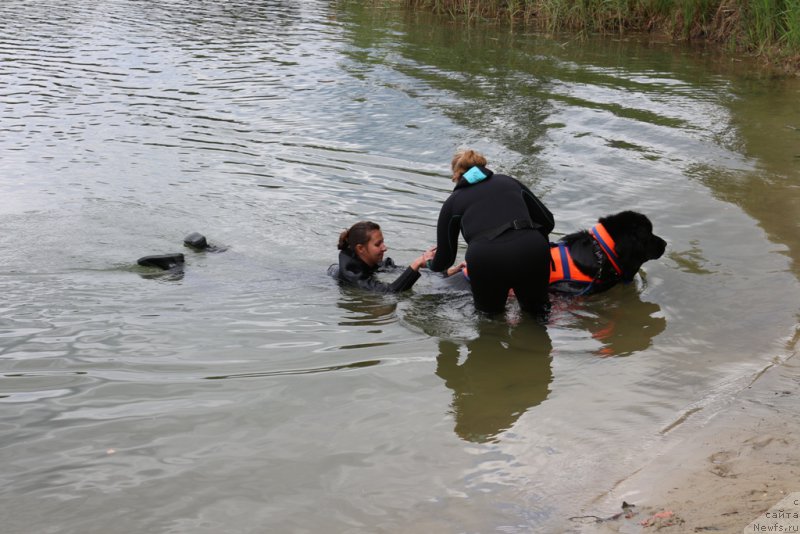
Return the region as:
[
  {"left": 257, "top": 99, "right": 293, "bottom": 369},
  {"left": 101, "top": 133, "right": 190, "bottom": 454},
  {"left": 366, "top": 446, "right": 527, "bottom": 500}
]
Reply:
[{"left": 450, "top": 149, "right": 488, "bottom": 182}]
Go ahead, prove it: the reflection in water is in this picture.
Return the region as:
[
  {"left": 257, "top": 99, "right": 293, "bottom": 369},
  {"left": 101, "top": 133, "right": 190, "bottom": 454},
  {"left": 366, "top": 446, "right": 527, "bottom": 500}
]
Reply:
[
  {"left": 575, "top": 298, "right": 665, "bottom": 358},
  {"left": 136, "top": 265, "right": 185, "bottom": 282},
  {"left": 550, "top": 286, "right": 667, "bottom": 357},
  {"left": 436, "top": 320, "right": 553, "bottom": 443},
  {"left": 692, "top": 86, "right": 800, "bottom": 278},
  {"left": 335, "top": 290, "right": 398, "bottom": 326},
  {"left": 668, "top": 240, "right": 718, "bottom": 275}
]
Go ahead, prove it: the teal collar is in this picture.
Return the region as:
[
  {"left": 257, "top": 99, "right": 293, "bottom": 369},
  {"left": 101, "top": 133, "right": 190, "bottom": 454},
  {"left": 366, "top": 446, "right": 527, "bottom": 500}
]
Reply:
[{"left": 463, "top": 166, "right": 488, "bottom": 184}]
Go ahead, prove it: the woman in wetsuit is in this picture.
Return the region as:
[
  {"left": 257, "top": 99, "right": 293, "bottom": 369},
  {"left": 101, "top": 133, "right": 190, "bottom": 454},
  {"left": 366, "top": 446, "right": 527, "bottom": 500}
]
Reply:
[
  {"left": 331, "top": 221, "right": 435, "bottom": 293},
  {"left": 427, "top": 150, "right": 555, "bottom": 314}
]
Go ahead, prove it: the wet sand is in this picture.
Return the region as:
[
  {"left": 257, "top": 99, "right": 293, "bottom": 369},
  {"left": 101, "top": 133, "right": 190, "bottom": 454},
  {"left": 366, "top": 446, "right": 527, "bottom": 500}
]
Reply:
[{"left": 574, "top": 333, "right": 800, "bottom": 533}]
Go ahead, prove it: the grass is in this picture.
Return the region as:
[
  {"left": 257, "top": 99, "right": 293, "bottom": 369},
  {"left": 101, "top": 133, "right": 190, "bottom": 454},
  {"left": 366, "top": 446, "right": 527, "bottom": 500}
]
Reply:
[
  {"left": 783, "top": 0, "right": 800, "bottom": 48},
  {"left": 403, "top": 0, "right": 800, "bottom": 70}
]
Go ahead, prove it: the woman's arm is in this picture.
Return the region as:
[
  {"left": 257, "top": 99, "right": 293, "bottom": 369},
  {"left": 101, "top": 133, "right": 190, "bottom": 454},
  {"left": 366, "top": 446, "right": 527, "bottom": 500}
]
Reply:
[
  {"left": 428, "top": 197, "right": 460, "bottom": 272},
  {"left": 520, "top": 183, "right": 555, "bottom": 235},
  {"left": 381, "top": 246, "right": 435, "bottom": 293}
]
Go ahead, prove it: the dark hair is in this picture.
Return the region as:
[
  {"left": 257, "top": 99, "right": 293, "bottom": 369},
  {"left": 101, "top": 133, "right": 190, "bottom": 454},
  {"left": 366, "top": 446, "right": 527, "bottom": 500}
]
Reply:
[{"left": 338, "top": 221, "right": 380, "bottom": 251}]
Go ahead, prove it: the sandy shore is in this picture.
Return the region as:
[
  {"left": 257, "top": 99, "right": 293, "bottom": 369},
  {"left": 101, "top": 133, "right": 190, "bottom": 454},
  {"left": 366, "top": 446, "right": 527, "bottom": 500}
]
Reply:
[{"left": 571, "top": 332, "right": 800, "bottom": 533}]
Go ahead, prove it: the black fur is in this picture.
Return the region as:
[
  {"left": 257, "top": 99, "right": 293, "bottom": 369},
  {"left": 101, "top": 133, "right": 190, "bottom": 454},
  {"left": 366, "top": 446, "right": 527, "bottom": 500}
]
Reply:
[{"left": 553, "top": 211, "right": 666, "bottom": 294}]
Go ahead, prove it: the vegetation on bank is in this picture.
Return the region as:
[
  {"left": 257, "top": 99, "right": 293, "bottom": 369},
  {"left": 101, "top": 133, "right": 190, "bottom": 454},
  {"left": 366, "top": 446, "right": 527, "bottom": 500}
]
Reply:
[{"left": 404, "top": 0, "right": 800, "bottom": 71}]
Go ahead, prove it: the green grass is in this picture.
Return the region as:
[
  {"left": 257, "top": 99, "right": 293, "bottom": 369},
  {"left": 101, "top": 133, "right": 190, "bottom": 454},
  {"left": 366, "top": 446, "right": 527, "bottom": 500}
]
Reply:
[
  {"left": 783, "top": 0, "right": 800, "bottom": 48},
  {"left": 404, "top": 0, "right": 800, "bottom": 66}
]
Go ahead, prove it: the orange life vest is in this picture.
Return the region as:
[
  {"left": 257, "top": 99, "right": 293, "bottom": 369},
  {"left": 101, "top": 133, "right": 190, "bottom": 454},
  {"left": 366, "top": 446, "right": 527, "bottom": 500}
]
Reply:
[
  {"left": 549, "top": 242, "right": 594, "bottom": 284},
  {"left": 549, "top": 223, "right": 622, "bottom": 285}
]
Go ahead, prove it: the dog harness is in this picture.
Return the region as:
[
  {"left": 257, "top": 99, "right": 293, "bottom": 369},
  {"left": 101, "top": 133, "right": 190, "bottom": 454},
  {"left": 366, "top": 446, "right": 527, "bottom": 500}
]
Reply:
[{"left": 549, "top": 223, "right": 623, "bottom": 286}]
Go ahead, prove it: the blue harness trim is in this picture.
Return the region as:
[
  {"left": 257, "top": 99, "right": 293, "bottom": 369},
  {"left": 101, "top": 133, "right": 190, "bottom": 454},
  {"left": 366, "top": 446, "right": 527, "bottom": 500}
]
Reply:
[{"left": 558, "top": 243, "right": 571, "bottom": 280}]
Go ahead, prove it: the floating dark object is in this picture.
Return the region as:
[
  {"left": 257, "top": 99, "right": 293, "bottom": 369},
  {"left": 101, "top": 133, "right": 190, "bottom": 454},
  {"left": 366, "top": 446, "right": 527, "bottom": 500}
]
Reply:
[
  {"left": 183, "top": 232, "right": 226, "bottom": 252},
  {"left": 137, "top": 253, "right": 185, "bottom": 270},
  {"left": 184, "top": 232, "right": 208, "bottom": 250}
]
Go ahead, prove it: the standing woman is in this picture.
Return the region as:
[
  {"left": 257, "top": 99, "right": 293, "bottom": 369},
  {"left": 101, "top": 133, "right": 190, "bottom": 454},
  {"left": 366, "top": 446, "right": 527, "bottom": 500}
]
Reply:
[
  {"left": 427, "top": 149, "right": 555, "bottom": 314},
  {"left": 331, "top": 221, "right": 435, "bottom": 293}
]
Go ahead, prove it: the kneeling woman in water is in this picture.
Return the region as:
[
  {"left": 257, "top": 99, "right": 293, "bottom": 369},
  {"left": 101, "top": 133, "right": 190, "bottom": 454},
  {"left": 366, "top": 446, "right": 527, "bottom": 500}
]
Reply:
[{"left": 330, "top": 221, "right": 435, "bottom": 293}]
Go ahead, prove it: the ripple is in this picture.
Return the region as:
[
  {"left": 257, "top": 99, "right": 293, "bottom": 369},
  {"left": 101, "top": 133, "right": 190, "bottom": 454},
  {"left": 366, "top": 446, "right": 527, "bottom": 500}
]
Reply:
[{"left": 204, "top": 359, "right": 381, "bottom": 380}]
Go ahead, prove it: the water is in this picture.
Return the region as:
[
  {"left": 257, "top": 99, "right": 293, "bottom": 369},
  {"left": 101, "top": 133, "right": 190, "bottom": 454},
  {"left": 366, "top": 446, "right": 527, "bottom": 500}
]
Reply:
[{"left": 1, "top": 1, "right": 799, "bottom": 532}]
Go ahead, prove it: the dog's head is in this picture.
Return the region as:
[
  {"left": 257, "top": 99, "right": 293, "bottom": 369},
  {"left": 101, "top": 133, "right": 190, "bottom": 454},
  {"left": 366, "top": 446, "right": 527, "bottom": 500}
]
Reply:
[{"left": 598, "top": 211, "right": 666, "bottom": 282}]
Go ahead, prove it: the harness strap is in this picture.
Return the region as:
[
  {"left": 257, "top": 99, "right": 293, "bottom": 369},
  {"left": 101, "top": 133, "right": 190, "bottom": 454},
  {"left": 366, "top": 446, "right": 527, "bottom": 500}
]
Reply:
[
  {"left": 590, "top": 224, "right": 623, "bottom": 276},
  {"left": 558, "top": 243, "right": 571, "bottom": 280},
  {"left": 471, "top": 218, "right": 539, "bottom": 242}
]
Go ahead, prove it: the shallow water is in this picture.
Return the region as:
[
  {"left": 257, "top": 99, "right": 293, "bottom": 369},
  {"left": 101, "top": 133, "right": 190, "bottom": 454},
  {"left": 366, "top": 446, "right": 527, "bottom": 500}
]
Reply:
[{"left": 1, "top": 1, "right": 799, "bottom": 532}]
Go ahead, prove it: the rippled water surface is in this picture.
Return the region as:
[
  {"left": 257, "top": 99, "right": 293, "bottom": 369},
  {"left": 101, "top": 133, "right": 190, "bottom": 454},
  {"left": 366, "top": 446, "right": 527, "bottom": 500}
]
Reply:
[{"left": 2, "top": 1, "right": 799, "bottom": 532}]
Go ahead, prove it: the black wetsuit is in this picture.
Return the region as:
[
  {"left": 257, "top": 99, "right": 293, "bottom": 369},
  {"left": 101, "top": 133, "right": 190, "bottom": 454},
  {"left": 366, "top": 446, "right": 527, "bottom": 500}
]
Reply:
[
  {"left": 329, "top": 249, "right": 420, "bottom": 293},
  {"left": 428, "top": 167, "right": 554, "bottom": 314}
]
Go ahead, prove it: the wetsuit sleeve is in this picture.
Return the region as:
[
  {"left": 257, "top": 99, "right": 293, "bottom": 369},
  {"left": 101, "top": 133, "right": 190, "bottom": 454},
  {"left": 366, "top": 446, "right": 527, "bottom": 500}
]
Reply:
[
  {"left": 520, "top": 184, "right": 555, "bottom": 235},
  {"left": 337, "top": 252, "right": 421, "bottom": 294},
  {"left": 350, "top": 267, "right": 420, "bottom": 293},
  {"left": 386, "top": 266, "right": 422, "bottom": 292},
  {"left": 429, "top": 195, "right": 460, "bottom": 272}
]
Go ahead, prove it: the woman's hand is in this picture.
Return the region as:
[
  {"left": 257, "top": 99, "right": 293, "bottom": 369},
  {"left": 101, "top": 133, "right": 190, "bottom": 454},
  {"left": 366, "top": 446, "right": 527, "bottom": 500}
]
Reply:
[
  {"left": 446, "top": 261, "right": 466, "bottom": 277},
  {"left": 412, "top": 246, "right": 436, "bottom": 271}
]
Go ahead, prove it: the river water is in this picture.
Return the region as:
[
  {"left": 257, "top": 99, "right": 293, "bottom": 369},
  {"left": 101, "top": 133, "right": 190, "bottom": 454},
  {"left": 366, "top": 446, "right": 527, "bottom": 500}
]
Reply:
[{"left": 1, "top": 1, "right": 799, "bottom": 532}]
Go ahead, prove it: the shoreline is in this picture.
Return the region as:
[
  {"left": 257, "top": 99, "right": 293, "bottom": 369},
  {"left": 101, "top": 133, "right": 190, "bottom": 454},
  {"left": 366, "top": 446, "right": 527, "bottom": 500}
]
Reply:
[{"left": 573, "top": 331, "right": 800, "bottom": 533}]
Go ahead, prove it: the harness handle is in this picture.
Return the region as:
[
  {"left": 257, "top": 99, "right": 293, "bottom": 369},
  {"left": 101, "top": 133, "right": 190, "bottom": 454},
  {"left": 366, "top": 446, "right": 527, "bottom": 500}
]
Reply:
[{"left": 472, "top": 218, "right": 539, "bottom": 242}]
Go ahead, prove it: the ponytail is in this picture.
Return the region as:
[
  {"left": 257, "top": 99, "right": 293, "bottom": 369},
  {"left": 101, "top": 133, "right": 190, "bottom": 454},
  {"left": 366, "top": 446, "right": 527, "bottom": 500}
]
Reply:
[
  {"left": 337, "top": 229, "right": 350, "bottom": 251},
  {"left": 338, "top": 221, "right": 380, "bottom": 251}
]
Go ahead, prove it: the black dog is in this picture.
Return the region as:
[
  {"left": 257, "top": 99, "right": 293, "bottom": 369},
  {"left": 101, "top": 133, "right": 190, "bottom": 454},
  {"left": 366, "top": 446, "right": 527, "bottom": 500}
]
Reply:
[{"left": 549, "top": 211, "right": 666, "bottom": 295}]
